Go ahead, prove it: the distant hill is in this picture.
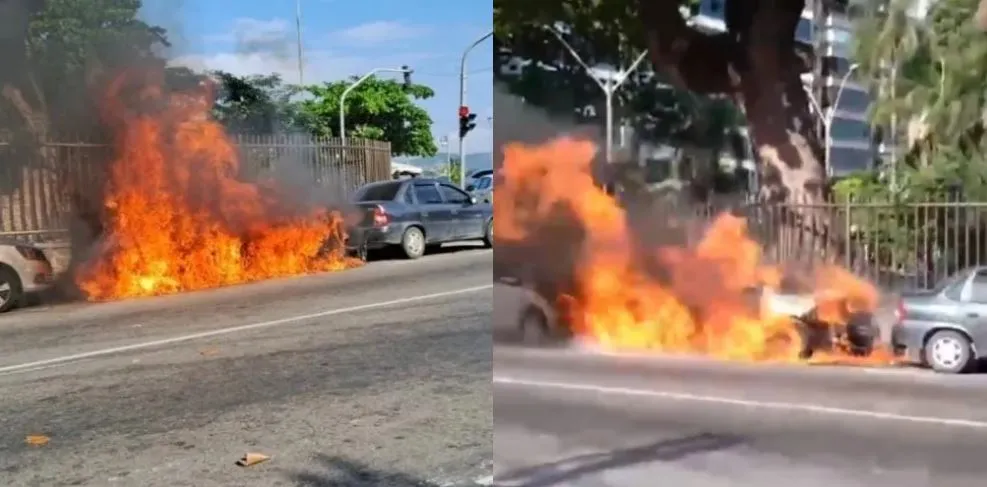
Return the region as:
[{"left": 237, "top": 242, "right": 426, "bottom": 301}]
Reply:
[{"left": 396, "top": 152, "right": 493, "bottom": 173}]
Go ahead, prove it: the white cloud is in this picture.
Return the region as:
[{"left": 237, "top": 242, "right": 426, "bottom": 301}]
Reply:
[
  {"left": 330, "top": 20, "right": 430, "bottom": 46},
  {"left": 183, "top": 17, "right": 438, "bottom": 83}
]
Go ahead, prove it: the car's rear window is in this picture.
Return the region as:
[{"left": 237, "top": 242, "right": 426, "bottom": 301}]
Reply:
[{"left": 355, "top": 182, "right": 401, "bottom": 202}]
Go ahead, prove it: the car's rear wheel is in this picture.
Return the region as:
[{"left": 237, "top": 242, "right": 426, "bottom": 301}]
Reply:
[
  {"left": 400, "top": 227, "right": 426, "bottom": 260},
  {"left": 924, "top": 330, "right": 975, "bottom": 374},
  {"left": 0, "top": 266, "right": 23, "bottom": 313}
]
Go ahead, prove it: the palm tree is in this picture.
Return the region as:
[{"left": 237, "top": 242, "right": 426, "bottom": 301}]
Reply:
[{"left": 853, "top": 0, "right": 930, "bottom": 136}]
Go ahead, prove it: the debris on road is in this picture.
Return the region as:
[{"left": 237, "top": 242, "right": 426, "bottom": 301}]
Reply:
[
  {"left": 199, "top": 348, "right": 221, "bottom": 357},
  {"left": 25, "top": 434, "right": 50, "bottom": 446},
  {"left": 235, "top": 452, "right": 270, "bottom": 467}
]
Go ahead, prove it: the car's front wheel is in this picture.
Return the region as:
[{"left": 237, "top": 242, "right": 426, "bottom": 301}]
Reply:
[
  {"left": 924, "top": 330, "right": 975, "bottom": 374},
  {"left": 482, "top": 219, "right": 493, "bottom": 248},
  {"left": 0, "top": 266, "right": 23, "bottom": 313}
]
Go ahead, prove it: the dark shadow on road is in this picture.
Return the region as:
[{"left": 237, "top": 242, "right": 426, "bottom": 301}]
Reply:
[
  {"left": 289, "top": 454, "right": 446, "bottom": 486},
  {"left": 367, "top": 243, "right": 488, "bottom": 262},
  {"left": 493, "top": 433, "right": 745, "bottom": 487}
]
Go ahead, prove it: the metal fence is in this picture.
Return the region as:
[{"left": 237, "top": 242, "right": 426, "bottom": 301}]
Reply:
[
  {"left": 686, "top": 196, "right": 987, "bottom": 292},
  {"left": 0, "top": 134, "right": 391, "bottom": 242}
]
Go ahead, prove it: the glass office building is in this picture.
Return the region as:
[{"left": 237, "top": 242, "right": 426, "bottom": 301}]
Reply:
[{"left": 695, "top": 0, "right": 876, "bottom": 176}]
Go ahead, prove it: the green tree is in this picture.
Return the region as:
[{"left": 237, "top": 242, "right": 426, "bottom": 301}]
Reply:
[
  {"left": 211, "top": 71, "right": 303, "bottom": 135},
  {"left": 843, "top": 0, "right": 987, "bottom": 278},
  {"left": 1, "top": 0, "right": 169, "bottom": 138},
  {"left": 494, "top": 4, "right": 746, "bottom": 186},
  {"left": 496, "top": 0, "right": 831, "bottom": 248},
  {"left": 853, "top": 0, "right": 987, "bottom": 199},
  {"left": 298, "top": 76, "right": 437, "bottom": 157}
]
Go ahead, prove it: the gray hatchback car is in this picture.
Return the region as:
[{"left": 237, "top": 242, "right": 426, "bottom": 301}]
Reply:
[{"left": 894, "top": 266, "right": 987, "bottom": 374}]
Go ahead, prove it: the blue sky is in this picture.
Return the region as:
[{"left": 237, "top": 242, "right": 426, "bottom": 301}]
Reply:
[{"left": 145, "top": 0, "right": 493, "bottom": 153}]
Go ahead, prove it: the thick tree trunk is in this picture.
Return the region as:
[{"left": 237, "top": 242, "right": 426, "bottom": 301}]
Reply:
[{"left": 639, "top": 0, "right": 833, "bottom": 259}]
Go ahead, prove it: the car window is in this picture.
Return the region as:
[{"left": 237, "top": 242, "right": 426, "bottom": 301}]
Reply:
[
  {"left": 935, "top": 270, "right": 969, "bottom": 300},
  {"left": 355, "top": 182, "right": 401, "bottom": 202},
  {"left": 476, "top": 176, "right": 492, "bottom": 190},
  {"left": 439, "top": 184, "right": 471, "bottom": 204},
  {"left": 413, "top": 183, "right": 443, "bottom": 204},
  {"left": 970, "top": 271, "right": 987, "bottom": 303},
  {"left": 403, "top": 188, "right": 414, "bottom": 204}
]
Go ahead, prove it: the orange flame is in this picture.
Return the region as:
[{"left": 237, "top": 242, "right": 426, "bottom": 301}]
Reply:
[
  {"left": 496, "top": 136, "right": 892, "bottom": 364},
  {"left": 76, "top": 71, "right": 360, "bottom": 301}
]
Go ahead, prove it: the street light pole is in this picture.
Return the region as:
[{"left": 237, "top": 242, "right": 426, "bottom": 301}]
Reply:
[
  {"left": 802, "top": 63, "right": 859, "bottom": 177},
  {"left": 339, "top": 67, "right": 413, "bottom": 147},
  {"left": 458, "top": 29, "right": 493, "bottom": 188},
  {"left": 889, "top": 60, "right": 898, "bottom": 192},
  {"left": 295, "top": 0, "right": 304, "bottom": 84},
  {"left": 545, "top": 26, "right": 648, "bottom": 192}
]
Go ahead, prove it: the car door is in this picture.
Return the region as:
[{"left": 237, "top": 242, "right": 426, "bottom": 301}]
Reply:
[
  {"left": 439, "top": 183, "right": 484, "bottom": 239},
  {"left": 411, "top": 182, "right": 448, "bottom": 241}
]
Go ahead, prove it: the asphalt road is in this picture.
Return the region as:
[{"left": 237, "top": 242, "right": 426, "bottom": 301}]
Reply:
[
  {"left": 494, "top": 345, "right": 987, "bottom": 487},
  {"left": 0, "top": 245, "right": 493, "bottom": 487}
]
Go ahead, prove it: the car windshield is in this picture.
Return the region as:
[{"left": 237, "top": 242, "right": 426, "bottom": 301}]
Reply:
[{"left": 354, "top": 182, "right": 401, "bottom": 202}]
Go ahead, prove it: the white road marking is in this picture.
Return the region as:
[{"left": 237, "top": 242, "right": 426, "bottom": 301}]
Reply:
[
  {"left": 0, "top": 361, "right": 81, "bottom": 377},
  {"left": 493, "top": 375, "right": 987, "bottom": 429},
  {"left": 0, "top": 284, "right": 492, "bottom": 375}
]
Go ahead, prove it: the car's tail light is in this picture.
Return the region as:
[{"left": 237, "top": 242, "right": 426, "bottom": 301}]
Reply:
[
  {"left": 372, "top": 205, "right": 389, "bottom": 227},
  {"left": 893, "top": 299, "right": 906, "bottom": 324}
]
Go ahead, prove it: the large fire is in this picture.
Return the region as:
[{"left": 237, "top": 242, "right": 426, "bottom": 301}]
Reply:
[
  {"left": 495, "top": 136, "right": 892, "bottom": 364},
  {"left": 76, "top": 71, "right": 360, "bottom": 301}
]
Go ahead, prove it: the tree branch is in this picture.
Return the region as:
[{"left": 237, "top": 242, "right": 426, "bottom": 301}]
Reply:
[{"left": 637, "top": 0, "right": 742, "bottom": 95}]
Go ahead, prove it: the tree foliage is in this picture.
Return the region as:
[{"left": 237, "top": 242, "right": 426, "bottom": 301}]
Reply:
[
  {"left": 299, "top": 76, "right": 437, "bottom": 157},
  {"left": 832, "top": 0, "right": 987, "bottom": 281},
  {"left": 205, "top": 72, "right": 439, "bottom": 158},
  {"left": 851, "top": 0, "right": 987, "bottom": 202},
  {"left": 494, "top": 0, "right": 748, "bottom": 167},
  {"left": 211, "top": 72, "right": 304, "bottom": 135},
  {"left": 1, "top": 0, "right": 170, "bottom": 137}
]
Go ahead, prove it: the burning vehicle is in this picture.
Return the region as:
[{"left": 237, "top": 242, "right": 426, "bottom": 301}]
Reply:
[
  {"left": 73, "top": 71, "right": 359, "bottom": 301},
  {"left": 493, "top": 136, "right": 894, "bottom": 365}
]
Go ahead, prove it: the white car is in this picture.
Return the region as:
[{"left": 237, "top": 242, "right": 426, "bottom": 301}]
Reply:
[
  {"left": 468, "top": 174, "right": 493, "bottom": 204},
  {"left": 0, "top": 241, "right": 55, "bottom": 312},
  {"left": 493, "top": 276, "right": 562, "bottom": 344}
]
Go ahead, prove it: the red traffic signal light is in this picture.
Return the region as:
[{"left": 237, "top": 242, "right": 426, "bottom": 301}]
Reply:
[{"left": 458, "top": 106, "right": 470, "bottom": 118}]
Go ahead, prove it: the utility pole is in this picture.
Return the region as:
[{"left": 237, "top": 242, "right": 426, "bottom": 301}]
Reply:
[
  {"left": 545, "top": 26, "right": 648, "bottom": 193},
  {"left": 295, "top": 0, "right": 304, "bottom": 84},
  {"left": 458, "top": 29, "right": 493, "bottom": 188}
]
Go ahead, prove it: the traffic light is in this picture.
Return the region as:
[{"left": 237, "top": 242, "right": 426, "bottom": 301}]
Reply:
[
  {"left": 458, "top": 106, "right": 477, "bottom": 139},
  {"left": 401, "top": 65, "right": 413, "bottom": 89}
]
